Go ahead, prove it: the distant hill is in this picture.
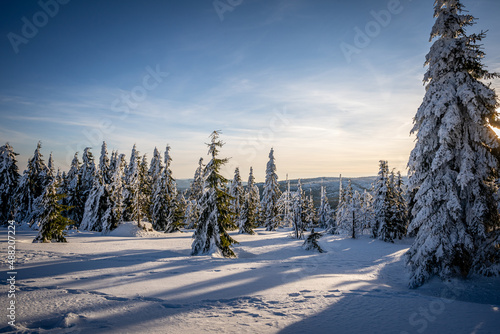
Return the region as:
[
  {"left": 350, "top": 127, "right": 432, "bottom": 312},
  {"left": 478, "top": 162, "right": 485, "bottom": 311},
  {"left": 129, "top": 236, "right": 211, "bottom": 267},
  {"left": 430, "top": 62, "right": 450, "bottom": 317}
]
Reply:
[
  {"left": 260, "top": 176, "right": 377, "bottom": 209},
  {"left": 177, "top": 176, "right": 378, "bottom": 209}
]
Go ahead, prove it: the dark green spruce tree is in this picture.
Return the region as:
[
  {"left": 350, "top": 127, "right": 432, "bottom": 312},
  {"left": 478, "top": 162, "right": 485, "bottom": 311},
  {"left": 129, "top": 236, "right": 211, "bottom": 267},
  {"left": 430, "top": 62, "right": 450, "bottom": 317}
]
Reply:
[
  {"left": 191, "top": 131, "right": 238, "bottom": 257},
  {"left": 33, "top": 180, "right": 73, "bottom": 243}
]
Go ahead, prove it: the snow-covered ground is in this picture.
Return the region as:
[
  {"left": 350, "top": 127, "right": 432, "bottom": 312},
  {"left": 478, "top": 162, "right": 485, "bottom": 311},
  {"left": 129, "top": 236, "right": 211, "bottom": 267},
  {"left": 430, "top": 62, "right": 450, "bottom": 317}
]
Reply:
[{"left": 1, "top": 224, "right": 499, "bottom": 334}]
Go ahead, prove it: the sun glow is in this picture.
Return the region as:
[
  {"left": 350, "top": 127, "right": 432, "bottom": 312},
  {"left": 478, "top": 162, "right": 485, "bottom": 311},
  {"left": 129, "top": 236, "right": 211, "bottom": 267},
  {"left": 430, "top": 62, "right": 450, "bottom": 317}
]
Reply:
[{"left": 491, "top": 126, "right": 500, "bottom": 138}]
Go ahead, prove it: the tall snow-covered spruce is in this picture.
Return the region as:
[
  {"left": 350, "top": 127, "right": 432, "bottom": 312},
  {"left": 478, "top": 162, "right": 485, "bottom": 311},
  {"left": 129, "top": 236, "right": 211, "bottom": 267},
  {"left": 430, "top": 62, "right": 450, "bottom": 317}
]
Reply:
[
  {"left": 0, "top": 143, "right": 20, "bottom": 224},
  {"left": 318, "top": 185, "right": 333, "bottom": 229},
  {"left": 184, "top": 158, "right": 205, "bottom": 229},
  {"left": 151, "top": 145, "right": 181, "bottom": 232},
  {"left": 33, "top": 179, "right": 72, "bottom": 243},
  {"left": 229, "top": 167, "right": 244, "bottom": 231},
  {"left": 14, "top": 141, "right": 50, "bottom": 228},
  {"left": 239, "top": 167, "right": 260, "bottom": 235},
  {"left": 407, "top": 0, "right": 500, "bottom": 287},
  {"left": 191, "top": 131, "right": 238, "bottom": 257},
  {"left": 62, "top": 153, "right": 83, "bottom": 226},
  {"left": 291, "top": 179, "right": 306, "bottom": 239},
  {"left": 261, "top": 148, "right": 281, "bottom": 231},
  {"left": 80, "top": 142, "right": 118, "bottom": 232},
  {"left": 372, "top": 160, "right": 390, "bottom": 239}
]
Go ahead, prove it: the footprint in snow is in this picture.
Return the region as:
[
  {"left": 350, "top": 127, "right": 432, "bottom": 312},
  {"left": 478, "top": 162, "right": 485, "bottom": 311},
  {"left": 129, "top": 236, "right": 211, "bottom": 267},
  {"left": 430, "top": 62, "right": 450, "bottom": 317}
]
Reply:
[
  {"left": 162, "top": 303, "right": 182, "bottom": 309},
  {"left": 272, "top": 312, "right": 286, "bottom": 317},
  {"left": 104, "top": 296, "right": 129, "bottom": 302}
]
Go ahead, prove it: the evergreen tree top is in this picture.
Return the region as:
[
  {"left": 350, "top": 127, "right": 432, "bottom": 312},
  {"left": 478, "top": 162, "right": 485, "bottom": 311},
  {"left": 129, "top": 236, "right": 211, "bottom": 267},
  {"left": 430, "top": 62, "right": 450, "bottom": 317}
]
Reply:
[
  {"left": 425, "top": 0, "right": 499, "bottom": 83},
  {"left": 48, "top": 153, "right": 54, "bottom": 172},
  {"left": 164, "top": 145, "right": 172, "bottom": 168},
  {"left": 232, "top": 167, "right": 241, "bottom": 184},
  {"left": 431, "top": 0, "right": 473, "bottom": 40},
  {"left": 149, "top": 147, "right": 163, "bottom": 178},
  {"left": 248, "top": 167, "right": 255, "bottom": 187},
  {"left": 266, "top": 148, "right": 277, "bottom": 174},
  {"left": 207, "top": 131, "right": 226, "bottom": 160},
  {"left": 99, "top": 142, "right": 110, "bottom": 169}
]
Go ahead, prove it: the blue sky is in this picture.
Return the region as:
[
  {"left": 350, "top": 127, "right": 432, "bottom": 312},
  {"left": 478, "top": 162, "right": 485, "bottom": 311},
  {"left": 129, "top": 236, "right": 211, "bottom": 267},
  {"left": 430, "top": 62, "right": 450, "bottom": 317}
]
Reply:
[{"left": 1, "top": 0, "right": 499, "bottom": 181}]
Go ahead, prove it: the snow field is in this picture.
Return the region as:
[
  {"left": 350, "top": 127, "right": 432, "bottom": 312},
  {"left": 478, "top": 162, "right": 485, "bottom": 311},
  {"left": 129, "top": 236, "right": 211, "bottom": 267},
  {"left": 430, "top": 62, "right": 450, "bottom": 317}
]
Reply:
[{"left": 1, "top": 227, "right": 499, "bottom": 333}]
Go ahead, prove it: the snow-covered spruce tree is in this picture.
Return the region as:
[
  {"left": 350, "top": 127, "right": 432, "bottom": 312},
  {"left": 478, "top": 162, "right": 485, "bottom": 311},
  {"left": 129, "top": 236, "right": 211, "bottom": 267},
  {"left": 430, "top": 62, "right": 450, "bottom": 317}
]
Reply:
[
  {"left": 229, "top": 167, "right": 244, "bottom": 231},
  {"left": 291, "top": 179, "right": 306, "bottom": 239},
  {"left": 336, "top": 180, "right": 363, "bottom": 238},
  {"left": 173, "top": 191, "right": 187, "bottom": 228},
  {"left": 80, "top": 142, "right": 116, "bottom": 231},
  {"left": 261, "top": 148, "right": 282, "bottom": 230},
  {"left": 239, "top": 167, "right": 260, "bottom": 234},
  {"left": 99, "top": 142, "right": 112, "bottom": 185},
  {"left": 192, "top": 131, "right": 238, "bottom": 257},
  {"left": 318, "top": 185, "right": 333, "bottom": 229},
  {"left": 152, "top": 145, "right": 181, "bottom": 232},
  {"left": 246, "top": 167, "right": 261, "bottom": 217},
  {"left": 304, "top": 189, "right": 317, "bottom": 229},
  {"left": 79, "top": 147, "right": 96, "bottom": 198},
  {"left": 55, "top": 168, "right": 63, "bottom": 184},
  {"left": 351, "top": 190, "right": 365, "bottom": 239},
  {"left": 188, "top": 158, "right": 205, "bottom": 201},
  {"left": 407, "top": 0, "right": 500, "bottom": 287},
  {"left": 183, "top": 200, "right": 196, "bottom": 229},
  {"left": 335, "top": 178, "right": 351, "bottom": 234},
  {"left": 162, "top": 145, "right": 181, "bottom": 232},
  {"left": 47, "top": 153, "right": 55, "bottom": 183},
  {"left": 0, "top": 143, "right": 20, "bottom": 225},
  {"left": 149, "top": 147, "right": 163, "bottom": 182},
  {"left": 139, "top": 155, "right": 152, "bottom": 223},
  {"left": 359, "top": 190, "right": 375, "bottom": 234},
  {"left": 62, "top": 153, "right": 83, "bottom": 226},
  {"left": 184, "top": 158, "right": 205, "bottom": 229},
  {"left": 79, "top": 177, "right": 106, "bottom": 231},
  {"left": 372, "top": 160, "right": 390, "bottom": 239},
  {"left": 390, "top": 171, "right": 408, "bottom": 241},
  {"left": 327, "top": 176, "right": 343, "bottom": 234},
  {"left": 302, "top": 228, "right": 325, "bottom": 253},
  {"left": 377, "top": 170, "right": 398, "bottom": 242},
  {"left": 280, "top": 176, "right": 293, "bottom": 227},
  {"left": 33, "top": 179, "right": 72, "bottom": 243},
  {"left": 67, "top": 147, "right": 96, "bottom": 227},
  {"left": 14, "top": 141, "right": 50, "bottom": 227},
  {"left": 102, "top": 153, "right": 126, "bottom": 232},
  {"left": 148, "top": 147, "right": 163, "bottom": 217},
  {"left": 122, "top": 145, "right": 142, "bottom": 223}
]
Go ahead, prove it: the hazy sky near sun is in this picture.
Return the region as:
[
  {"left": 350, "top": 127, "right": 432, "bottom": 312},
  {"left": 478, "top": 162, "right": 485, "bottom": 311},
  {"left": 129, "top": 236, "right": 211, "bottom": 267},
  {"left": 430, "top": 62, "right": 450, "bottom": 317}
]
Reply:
[{"left": 1, "top": 0, "right": 499, "bottom": 181}]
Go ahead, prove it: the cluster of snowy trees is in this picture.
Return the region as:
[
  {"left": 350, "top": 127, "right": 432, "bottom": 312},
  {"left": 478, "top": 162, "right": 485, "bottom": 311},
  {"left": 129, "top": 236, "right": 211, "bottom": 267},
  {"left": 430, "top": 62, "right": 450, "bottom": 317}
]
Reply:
[
  {"left": 0, "top": 139, "right": 409, "bottom": 242},
  {"left": 0, "top": 142, "right": 181, "bottom": 235},
  {"left": 330, "top": 161, "right": 408, "bottom": 241},
  {"left": 0, "top": 136, "right": 408, "bottom": 247},
  {"left": 0, "top": 137, "right": 278, "bottom": 244}
]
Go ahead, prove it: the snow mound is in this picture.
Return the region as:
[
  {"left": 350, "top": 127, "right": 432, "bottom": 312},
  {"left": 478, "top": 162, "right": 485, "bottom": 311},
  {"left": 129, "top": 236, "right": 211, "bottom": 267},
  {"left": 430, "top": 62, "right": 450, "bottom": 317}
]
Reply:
[{"left": 105, "top": 221, "right": 164, "bottom": 238}]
